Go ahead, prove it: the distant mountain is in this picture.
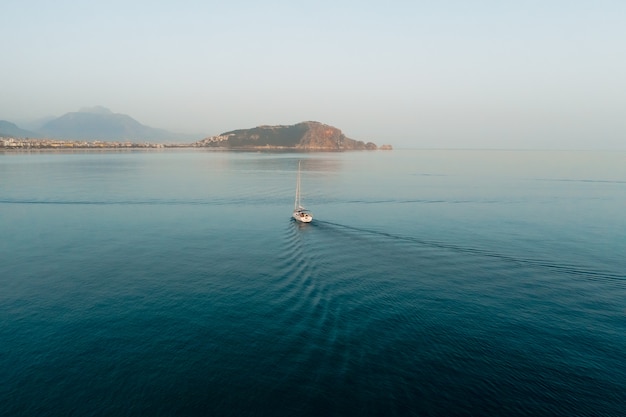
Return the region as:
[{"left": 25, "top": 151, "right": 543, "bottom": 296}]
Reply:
[
  {"left": 38, "top": 107, "right": 190, "bottom": 142},
  {"left": 0, "top": 120, "right": 40, "bottom": 138},
  {"left": 195, "top": 121, "right": 378, "bottom": 150}
]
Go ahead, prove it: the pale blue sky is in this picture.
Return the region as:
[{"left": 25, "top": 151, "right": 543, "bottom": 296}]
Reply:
[{"left": 3, "top": 0, "right": 625, "bottom": 148}]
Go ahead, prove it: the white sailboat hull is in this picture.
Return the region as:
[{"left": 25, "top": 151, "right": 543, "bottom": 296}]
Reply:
[{"left": 293, "top": 209, "right": 313, "bottom": 223}]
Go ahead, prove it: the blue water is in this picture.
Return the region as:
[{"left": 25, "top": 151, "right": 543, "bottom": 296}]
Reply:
[{"left": 1, "top": 149, "right": 625, "bottom": 416}]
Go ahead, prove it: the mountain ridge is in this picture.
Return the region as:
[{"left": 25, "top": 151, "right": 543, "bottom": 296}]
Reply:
[
  {"left": 37, "top": 107, "right": 188, "bottom": 142},
  {"left": 0, "top": 120, "right": 40, "bottom": 138}
]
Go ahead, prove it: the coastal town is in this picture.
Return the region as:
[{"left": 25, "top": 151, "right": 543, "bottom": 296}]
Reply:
[
  {"left": 0, "top": 135, "right": 274, "bottom": 150},
  {"left": 1, "top": 137, "right": 169, "bottom": 149},
  {"left": 0, "top": 137, "right": 231, "bottom": 149}
]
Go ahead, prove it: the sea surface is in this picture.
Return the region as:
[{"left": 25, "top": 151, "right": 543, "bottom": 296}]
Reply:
[{"left": 1, "top": 149, "right": 625, "bottom": 416}]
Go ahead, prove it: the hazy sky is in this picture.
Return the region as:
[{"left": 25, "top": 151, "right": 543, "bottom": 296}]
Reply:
[{"left": 3, "top": 0, "right": 625, "bottom": 149}]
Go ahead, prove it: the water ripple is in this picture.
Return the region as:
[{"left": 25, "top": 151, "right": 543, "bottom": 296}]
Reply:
[{"left": 314, "top": 220, "right": 626, "bottom": 286}]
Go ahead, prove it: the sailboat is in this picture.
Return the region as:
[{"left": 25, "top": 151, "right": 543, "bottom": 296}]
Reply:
[{"left": 293, "top": 161, "right": 313, "bottom": 223}]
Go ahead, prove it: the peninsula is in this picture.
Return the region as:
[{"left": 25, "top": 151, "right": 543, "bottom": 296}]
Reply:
[{"left": 195, "top": 121, "right": 378, "bottom": 150}]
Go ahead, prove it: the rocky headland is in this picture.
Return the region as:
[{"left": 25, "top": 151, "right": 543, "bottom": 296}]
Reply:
[{"left": 194, "top": 121, "right": 381, "bottom": 150}]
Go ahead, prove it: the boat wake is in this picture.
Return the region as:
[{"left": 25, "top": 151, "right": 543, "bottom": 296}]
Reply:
[{"left": 313, "top": 220, "right": 626, "bottom": 286}]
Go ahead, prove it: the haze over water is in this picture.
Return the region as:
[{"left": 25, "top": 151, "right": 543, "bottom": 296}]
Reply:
[{"left": 1, "top": 149, "right": 625, "bottom": 416}]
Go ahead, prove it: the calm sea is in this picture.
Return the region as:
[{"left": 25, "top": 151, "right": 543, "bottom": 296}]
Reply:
[{"left": 1, "top": 149, "right": 625, "bottom": 416}]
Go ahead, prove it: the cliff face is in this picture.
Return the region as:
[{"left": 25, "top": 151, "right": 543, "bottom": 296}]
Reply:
[{"left": 196, "top": 121, "right": 377, "bottom": 150}]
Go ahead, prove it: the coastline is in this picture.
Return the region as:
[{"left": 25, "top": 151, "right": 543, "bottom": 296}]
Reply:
[{"left": 0, "top": 138, "right": 390, "bottom": 152}]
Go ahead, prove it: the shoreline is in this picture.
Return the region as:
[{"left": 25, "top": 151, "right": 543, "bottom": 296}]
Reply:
[
  {"left": 1, "top": 136, "right": 391, "bottom": 152},
  {"left": 0, "top": 139, "right": 389, "bottom": 152}
]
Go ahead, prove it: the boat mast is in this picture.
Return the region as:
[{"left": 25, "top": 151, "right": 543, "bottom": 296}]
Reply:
[{"left": 294, "top": 161, "right": 301, "bottom": 210}]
